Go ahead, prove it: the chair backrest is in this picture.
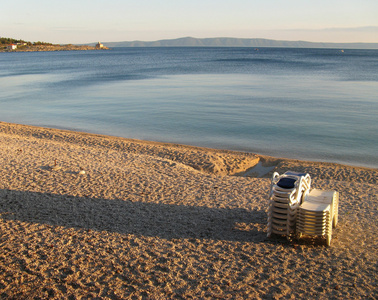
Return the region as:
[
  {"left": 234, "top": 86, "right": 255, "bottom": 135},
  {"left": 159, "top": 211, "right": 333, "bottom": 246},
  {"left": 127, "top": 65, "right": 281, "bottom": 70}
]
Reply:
[{"left": 269, "top": 171, "right": 311, "bottom": 204}]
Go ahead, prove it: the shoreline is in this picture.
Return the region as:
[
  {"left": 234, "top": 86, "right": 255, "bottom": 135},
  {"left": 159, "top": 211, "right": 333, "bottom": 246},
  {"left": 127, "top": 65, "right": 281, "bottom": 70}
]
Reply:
[
  {"left": 0, "top": 121, "right": 377, "bottom": 298},
  {"left": 0, "top": 44, "right": 109, "bottom": 53},
  {"left": 1, "top": 121, "right": 376, "bottom": 176}
]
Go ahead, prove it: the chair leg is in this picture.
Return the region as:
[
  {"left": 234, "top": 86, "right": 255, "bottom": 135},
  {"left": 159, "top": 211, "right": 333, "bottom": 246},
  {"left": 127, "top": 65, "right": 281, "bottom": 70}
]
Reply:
[{"left": 326, "top": 234, "right": 332, "bottom": 247}]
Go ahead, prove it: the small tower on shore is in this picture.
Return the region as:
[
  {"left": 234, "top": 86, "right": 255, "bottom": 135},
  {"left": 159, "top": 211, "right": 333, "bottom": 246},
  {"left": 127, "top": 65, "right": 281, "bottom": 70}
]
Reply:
[{"left": 95, "top": 42, "right": 104, "bottom": 49}]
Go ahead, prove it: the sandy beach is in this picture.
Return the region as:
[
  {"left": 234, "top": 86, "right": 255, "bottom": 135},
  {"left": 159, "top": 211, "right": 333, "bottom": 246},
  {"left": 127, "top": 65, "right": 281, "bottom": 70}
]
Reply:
[{"left": 0, "top": 121, "right": 377, "bottom": 299}]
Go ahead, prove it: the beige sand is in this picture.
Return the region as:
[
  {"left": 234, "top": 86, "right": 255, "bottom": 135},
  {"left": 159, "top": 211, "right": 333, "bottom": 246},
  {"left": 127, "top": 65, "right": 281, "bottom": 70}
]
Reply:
[{"left": 0, "top": 121, "right": 377, "bottom": 299}]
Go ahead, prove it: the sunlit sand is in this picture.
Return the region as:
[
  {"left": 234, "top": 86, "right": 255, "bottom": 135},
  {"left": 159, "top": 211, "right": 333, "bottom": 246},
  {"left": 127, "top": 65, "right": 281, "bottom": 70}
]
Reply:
[{"left": 0, "top": 121, "right": 377, "bottom": 299}]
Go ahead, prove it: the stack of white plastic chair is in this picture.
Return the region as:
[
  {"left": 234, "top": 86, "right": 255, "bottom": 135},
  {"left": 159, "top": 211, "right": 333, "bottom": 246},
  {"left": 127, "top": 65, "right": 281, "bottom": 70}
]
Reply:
[
  {"left": 296, "top": 189, "right": 339, "bottom": 246},
  {"left": 267, "top": 171, "right": 311, "bottom": 238}
]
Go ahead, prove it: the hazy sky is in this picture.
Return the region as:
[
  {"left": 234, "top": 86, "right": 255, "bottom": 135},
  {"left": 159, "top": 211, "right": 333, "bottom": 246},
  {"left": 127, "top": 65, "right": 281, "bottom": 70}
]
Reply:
[{"left": 1, "top": 0, "right": 377, "bottom": 44}]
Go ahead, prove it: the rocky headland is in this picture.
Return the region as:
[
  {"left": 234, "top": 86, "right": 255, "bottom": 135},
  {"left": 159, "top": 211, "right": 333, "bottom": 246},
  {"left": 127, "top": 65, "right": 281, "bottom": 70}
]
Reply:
[{"left": 1, "top": 44, "right": 109, "bottom": 52}]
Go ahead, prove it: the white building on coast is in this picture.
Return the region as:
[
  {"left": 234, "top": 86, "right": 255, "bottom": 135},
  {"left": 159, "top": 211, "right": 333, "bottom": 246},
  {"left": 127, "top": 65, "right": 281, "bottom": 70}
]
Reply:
[{"left": 6, "top": 44, "right": 17, "bottom": 51}]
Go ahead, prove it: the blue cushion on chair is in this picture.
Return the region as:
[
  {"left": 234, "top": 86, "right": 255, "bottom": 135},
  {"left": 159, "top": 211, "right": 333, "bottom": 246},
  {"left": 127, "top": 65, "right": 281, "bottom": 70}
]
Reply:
[
  {"left": 284, "top": 171, "right": 307, "bottom": 177},
  {"left": 277, "top": 177, "right": 296, "bottom": 189}
]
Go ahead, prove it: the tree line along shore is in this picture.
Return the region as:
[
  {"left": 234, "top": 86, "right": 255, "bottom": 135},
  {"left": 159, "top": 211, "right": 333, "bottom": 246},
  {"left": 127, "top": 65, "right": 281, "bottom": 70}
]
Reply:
[{"left": 0, "top": 37, "right": 108, "bottom": 52}]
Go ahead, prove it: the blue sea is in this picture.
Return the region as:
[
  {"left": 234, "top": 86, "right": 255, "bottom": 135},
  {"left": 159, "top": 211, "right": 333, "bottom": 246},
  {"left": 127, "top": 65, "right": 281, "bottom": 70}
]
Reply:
[{"left": 0, "top": 47, "right": 377, "bottom": 168}]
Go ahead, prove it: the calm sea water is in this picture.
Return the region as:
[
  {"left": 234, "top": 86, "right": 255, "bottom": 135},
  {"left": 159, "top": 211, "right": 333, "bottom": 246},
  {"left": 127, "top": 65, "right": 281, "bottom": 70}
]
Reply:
[{"left": 0, "top": 47, "right": 377, "bottom": 168}]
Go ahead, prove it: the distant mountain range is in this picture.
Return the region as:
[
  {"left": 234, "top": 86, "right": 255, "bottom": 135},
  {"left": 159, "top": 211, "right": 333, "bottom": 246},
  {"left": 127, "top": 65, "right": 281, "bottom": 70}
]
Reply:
[{"left": 91, "top": 37, "right": 378, "bottom": 49}]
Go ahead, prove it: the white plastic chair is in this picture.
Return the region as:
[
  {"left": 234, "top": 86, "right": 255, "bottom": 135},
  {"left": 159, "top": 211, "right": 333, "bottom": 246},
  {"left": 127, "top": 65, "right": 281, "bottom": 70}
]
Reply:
[
  {"left": 267, "top": 171, "right": 311, "bottom": 238},
  {"left": 296, "top": 189, "right": 339, "bottom": 246}
]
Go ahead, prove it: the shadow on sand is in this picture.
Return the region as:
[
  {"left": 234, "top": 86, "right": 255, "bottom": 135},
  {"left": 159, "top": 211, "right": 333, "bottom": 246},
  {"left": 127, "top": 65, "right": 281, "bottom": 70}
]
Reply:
[{"left": 0, "top": 189, "right": 270, "bottom": 243}]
